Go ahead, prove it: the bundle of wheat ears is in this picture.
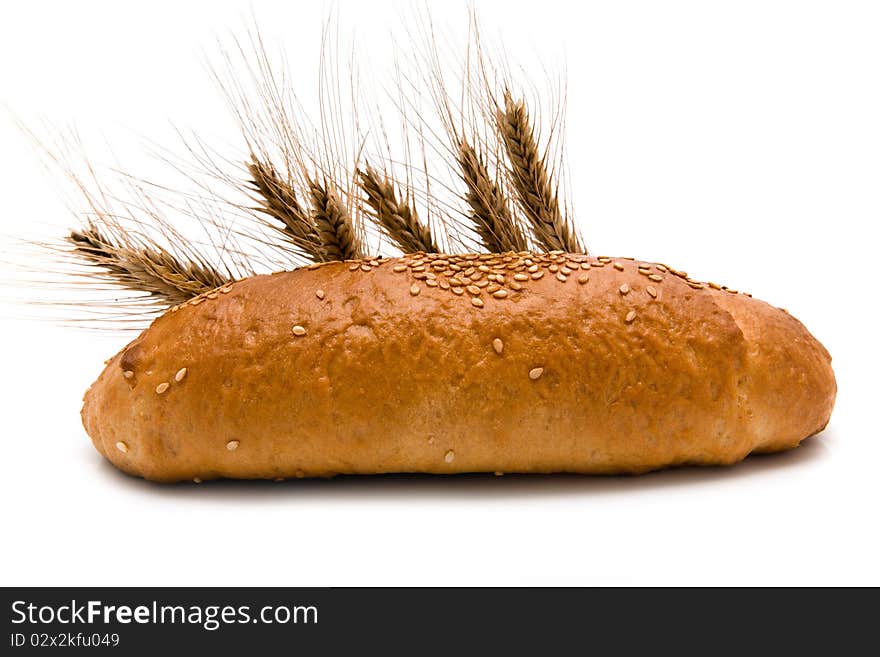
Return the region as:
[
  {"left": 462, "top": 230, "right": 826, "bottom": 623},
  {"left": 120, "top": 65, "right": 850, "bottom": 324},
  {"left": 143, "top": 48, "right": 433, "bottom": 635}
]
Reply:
[{"left": 42, "top": 23, "right": 585, "bottom": 317}]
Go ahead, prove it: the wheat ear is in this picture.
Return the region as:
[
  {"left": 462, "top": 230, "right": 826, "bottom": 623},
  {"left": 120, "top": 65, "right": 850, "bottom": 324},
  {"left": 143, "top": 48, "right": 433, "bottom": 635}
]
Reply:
[
  {"left": 246, "top": 157, "right": 324, "bottom": 261},
  {"left": 497, "top": 92, "right": 583, "bottom": 253},
  {"left": 308, "top": 178, "right": 363, "bottom": 261},
  {"left": 457, "top": 139, "right": 529, "bottom": 253},
  {"left": 358, "top": 165, "right": 438, "bottom": 253},
  {"left": 68, "top": 223, "right": 231, "bottom": 306}
]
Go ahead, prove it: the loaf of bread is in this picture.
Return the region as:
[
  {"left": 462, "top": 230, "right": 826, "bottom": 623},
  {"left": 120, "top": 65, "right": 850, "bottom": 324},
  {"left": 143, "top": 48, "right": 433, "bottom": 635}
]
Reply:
[{"left": 80, "top": 251, "right": 836, "bottom": 482}]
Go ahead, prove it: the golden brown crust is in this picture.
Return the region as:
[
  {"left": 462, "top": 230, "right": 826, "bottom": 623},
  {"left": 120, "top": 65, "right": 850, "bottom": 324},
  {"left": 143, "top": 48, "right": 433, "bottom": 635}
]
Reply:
[{"left": 80, "top": 252, "right": 836, "bottom": 482}]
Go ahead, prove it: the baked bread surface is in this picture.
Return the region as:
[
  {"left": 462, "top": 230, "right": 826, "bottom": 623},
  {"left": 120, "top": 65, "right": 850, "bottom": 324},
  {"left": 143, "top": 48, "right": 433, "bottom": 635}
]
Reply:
[{"left": 81, "top": 252, "right": 836, "bottom": 481}]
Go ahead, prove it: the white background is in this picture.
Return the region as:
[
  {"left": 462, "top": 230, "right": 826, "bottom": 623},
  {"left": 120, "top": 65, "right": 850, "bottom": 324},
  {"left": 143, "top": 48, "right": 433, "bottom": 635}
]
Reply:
[{"left": 1, "top": 0, "right": 878, "bottom": 586}]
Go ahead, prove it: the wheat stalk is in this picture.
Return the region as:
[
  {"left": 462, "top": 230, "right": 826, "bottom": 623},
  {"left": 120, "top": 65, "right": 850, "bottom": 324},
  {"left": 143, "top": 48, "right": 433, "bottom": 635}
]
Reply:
[
  {"left": 457, "top": 139, "right": 529, "bottom": 253},
  {"left": 358, "top": 165, "right": 438, "bottom": 253},
  {"left": 246, "top": 157, "right": 324, "bottom": 261},
  {"left": 308, "top": 178, "right": 363, "bottom": 261},
  {"left": 68, "top": 223, "right": 231, "bottom": 306},
  {"left": 497, "top": 92, "right": 583, "bottom": 253}
]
